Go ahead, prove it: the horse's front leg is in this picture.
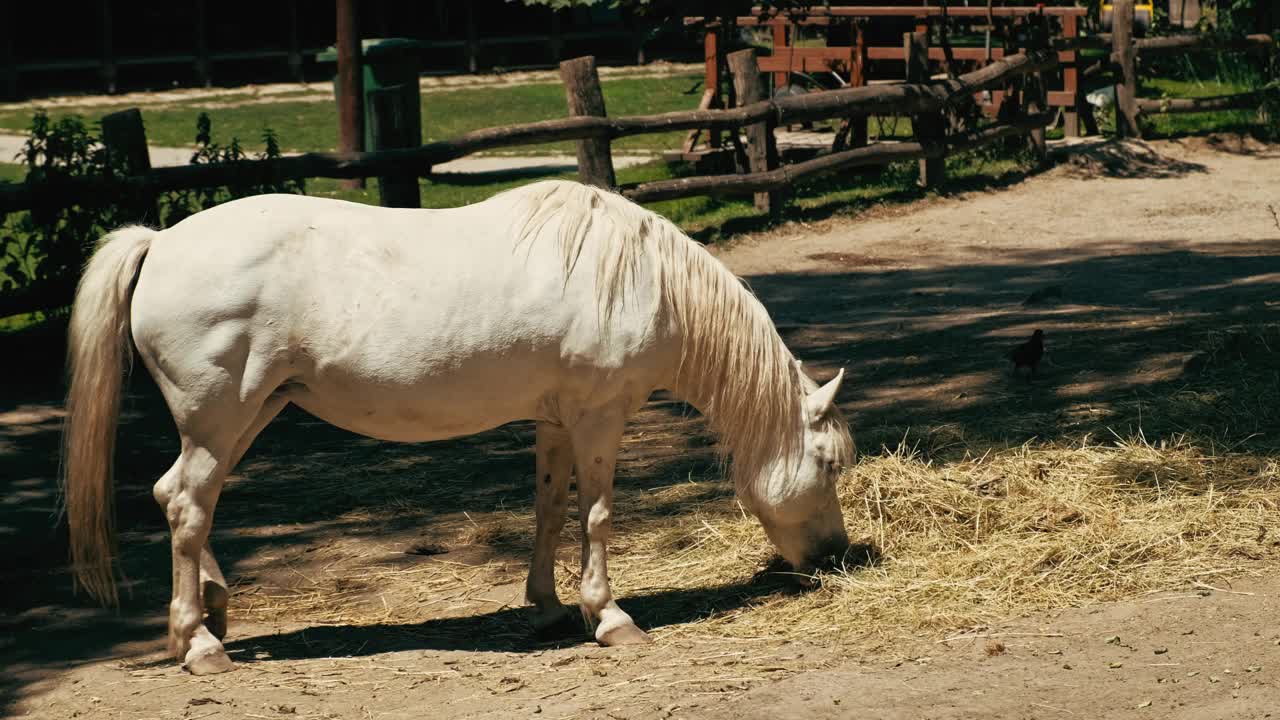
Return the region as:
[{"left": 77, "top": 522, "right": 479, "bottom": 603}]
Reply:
[
  {"left": 568, "top": 410, "right": 651, "bottom": 646},
  {"left": 525, "top": 421, "right": 576, "bottom": 635}
]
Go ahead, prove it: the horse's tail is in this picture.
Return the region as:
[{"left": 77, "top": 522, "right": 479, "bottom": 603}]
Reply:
[{"left": 63, "top": 225, "right": 156, "bottom": 606}]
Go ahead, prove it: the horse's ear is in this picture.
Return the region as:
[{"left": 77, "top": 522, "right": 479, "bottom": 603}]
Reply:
[{"left": 805, "top": 368, "right": 844, "bottom": 420}]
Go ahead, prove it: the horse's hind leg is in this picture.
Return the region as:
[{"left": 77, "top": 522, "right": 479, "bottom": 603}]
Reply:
[
  {"left": 199, "top": 393, "right": 288, "bottom": 642},
  {"left": 525, "top": 421, "right": 575, "bottom": 635},
  {"left": 154, "top": 441, "right": 237, "bottom": 675}
]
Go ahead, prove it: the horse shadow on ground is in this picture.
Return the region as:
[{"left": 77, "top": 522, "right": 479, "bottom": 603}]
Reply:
[{"left": 223, "top": 545, "right": 880, "bottom": 663}]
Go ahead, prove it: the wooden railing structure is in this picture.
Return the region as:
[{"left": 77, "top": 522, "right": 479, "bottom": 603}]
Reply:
[
  {"left": 0, "top": 11, "right": 1274, "bottom": 317},
  {"left": 0, "top": 45, "right": 1062, "bottom": 217},
  {"left": 1105, "top": 0, "right": 1275, "bottom": 137},
  {"left": 683, "top": 3, "right": 1094, "bottom": 156}
]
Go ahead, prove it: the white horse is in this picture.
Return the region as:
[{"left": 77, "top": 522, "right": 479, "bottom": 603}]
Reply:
[{"left": 63, "top": 180, "right": 854, "bottom": 674}]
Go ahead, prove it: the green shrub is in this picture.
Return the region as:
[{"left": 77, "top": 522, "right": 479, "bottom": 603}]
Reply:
[{"left": 1, "top": 111, "right": 304, "bottom": 314}]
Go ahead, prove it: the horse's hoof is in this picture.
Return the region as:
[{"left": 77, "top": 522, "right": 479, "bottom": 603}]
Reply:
[
  {"left": 182, "top": 625, "right": 234, "bottom": 675},
  {"left": 597, "top": 622, "right": 652, "bottom": 647},
  {"left": 183, "top": 645, "right": 235, "bottom": 675}
]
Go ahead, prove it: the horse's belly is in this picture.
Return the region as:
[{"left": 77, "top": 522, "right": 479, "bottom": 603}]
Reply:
[{"left": 284, "top": 367, "right": 550, "bottom": 443}]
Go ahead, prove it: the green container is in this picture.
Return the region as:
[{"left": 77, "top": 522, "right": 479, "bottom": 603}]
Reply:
[{"left": 316, "top": 38, "right": 426, "bottom": 151}]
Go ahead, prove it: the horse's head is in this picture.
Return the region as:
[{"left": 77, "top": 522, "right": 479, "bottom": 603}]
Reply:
[{"left": 746, "top": 366, "right": 854, "bottom": 584}]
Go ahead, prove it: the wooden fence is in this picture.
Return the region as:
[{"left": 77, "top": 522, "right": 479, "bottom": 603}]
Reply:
[
  {"left": 1106, "top": 0, "right": 1274, "bottom": 137},
  {"left": 0, "top": 12, "right": 1275, "bottom": 318},
  {"left": 683, "top": 3, "right": 1093, "bottom": 152},
  {"left": 0, "top": 40, "right": 1062, "bottom": 216}
]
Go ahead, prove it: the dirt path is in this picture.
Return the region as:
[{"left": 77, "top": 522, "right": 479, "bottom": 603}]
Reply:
[{"left": 4, "top": 136, "right": 1279, "bottom": 719}]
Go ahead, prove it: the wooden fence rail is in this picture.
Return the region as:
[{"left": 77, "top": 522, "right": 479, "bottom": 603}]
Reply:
[
  {"left": 0, "top": 46, "right": 1058, "bottom": 215},
  {"left": 623, "top": 112, "right": 1054, "bottom": 204}
]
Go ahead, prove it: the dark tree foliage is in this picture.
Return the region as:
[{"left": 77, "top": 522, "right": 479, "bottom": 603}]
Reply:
[{"left": 1, "top": 112, "right": 302, "bottom": 309}]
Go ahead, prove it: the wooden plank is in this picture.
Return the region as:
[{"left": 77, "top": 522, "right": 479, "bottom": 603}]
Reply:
[
  {"left": 1024, "top": 14, "right": 1049, "bottom": 165},
  {"left": 906, "top": 31, "right": 944, "bottom": 189},
  {"left": 847, "top": 22, "right": 869, "bottom": 151},
  {"left": 727, "top": 49, "right": 779, "bottom": 213},
  {"left": 1112, "top": 0, "right": 1142, "bottom": 138},
  {"left": 758, "top": 51, "right": 855, "bottom": 75},
  {"left": 705, "top": 27, "right": 723, "bottom": 149},
  {"left": 560, "top": 56, "right": 616, "bottom": 189},
  {"left": 336, "top": 0, "right": 365, "bottom": 189},
  {"left": 771, "top": 22, "right": 789, "bottom": 89},
  {"left": 1062, "top": 13, "right": 1081, "bottom": 137},
  {"left": 698, "top": 7, "right": 1089, "bottom": 23},
  {"left": 1133, "top": 33, "right": 1274, "bottom": 56},
  {"left": 368, "top": 85, "right": 421, "bottom": 208},
  {"left": 682, "top": 89, "right": 715, "bottom": 153},
  {"left": 623, "top": 113, "right": 1054, "bottom": 204},
  {"left": 1136, "top": 92, "right": 1265, "bottom": 114},
  {"left": 100, "top": 108, "right": 158, "bottom": 224}
]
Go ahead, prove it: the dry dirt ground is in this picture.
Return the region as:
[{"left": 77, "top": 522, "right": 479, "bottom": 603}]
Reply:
[{"left": 3, "top": 136, "right": 1280, "bottom": 719}]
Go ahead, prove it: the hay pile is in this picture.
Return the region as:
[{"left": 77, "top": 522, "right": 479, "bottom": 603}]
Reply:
[{"left": 604, "top": 435, "right": 1279, "bottom": 645}]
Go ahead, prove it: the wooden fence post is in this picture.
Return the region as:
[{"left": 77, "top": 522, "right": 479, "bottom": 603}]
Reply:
[
  {"left": 1112, "top": 0, "right": 1143, "bottom": 138},
  {"left": 100, "top": 108, "right": 159, "bottom": 224},
  {"left": 1062, "top": 13, "right": 1082, "bottom": 137},
  {"left": 368, "top": 85, "right": 422, "bottom": 208},
  {"left": 707, "top": 26, "right": 723, "bottom": 150},
  {"left": 1025, "top": 15, "right": 1049, "bottom": 165},
  {"left": 336, "top": 0, "right": 365, "bottom": 190},
  {"left": 834, "top": 21, "right": 870, "bottom": 152},
  {"left": 905, "top": 31, "right": 946, "bottom": 189},
  {"left": 727, "top": 49, "right": 780, "bottom": 214},
  {"left": 560, "top": 56, "right": 616, "bottom": 189}
]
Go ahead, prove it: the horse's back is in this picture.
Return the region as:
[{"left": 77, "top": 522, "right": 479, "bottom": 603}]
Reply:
[{"left": 128, "top": 188, "right": 676, "bottom": 439}]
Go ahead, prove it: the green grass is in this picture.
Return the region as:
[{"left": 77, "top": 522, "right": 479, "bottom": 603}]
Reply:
[
  {"left": 0, "top": 163, "right": 25, "bottom": 182},
  {"left": 1139, "top": 77, "right": 1264, "bottom": 138},
  {"left": 0, "top": 74, "right": 708, "bottom": 156}
]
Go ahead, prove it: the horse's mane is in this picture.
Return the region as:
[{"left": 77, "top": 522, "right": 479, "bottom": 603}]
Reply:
[{"left": 502, "top": 180, "right": 822, "bottom": 501}]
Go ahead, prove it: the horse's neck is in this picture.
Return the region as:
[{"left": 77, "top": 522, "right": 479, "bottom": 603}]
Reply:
[{"left": 667, "top": 318, "right": 803, "bottom": 499}]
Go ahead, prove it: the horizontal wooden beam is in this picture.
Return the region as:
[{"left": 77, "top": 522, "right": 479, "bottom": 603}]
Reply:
[
  {"left": 1099, "top": 32, "right": 1275, "bottom": 61},
  {"left": 688, "top": 7, "right": 1087, "bottom": 25},
  {"left": 864, "top": 47, "right": 1081, "bottom": 62},
  {"left": 1136, "top": 91, "right": 1266, "bottom": 114},
  {"left": 621, "top": 112, "right": 1055, "bottom": 204}
]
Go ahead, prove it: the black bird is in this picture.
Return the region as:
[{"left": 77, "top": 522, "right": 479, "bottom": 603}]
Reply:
[{"left": 1010, "top": 329, "right": 1045, "bottom": 378}]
